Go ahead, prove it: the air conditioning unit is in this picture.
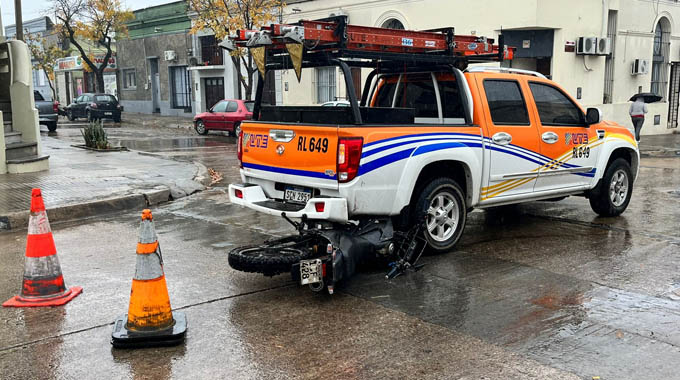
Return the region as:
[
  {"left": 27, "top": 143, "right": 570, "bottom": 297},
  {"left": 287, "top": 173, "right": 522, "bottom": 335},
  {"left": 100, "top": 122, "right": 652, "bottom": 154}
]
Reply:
[
  {"left": 188, "top": 56, "right": 199, "bottom": 66},
  {"left": 576, "top": 37, "right": 597, "bottom": 55},
  {"left": 329, "top": 9, "right": 348, "bottom": 18},
  {"left": 164, "top": 50, "right": 177, "bottom": 62},
  {"left": 631, "top": 59, "right": 650, "bottom": 75},
  {"left": 597, "top": 37, "right": 611, "bottom": 55}
]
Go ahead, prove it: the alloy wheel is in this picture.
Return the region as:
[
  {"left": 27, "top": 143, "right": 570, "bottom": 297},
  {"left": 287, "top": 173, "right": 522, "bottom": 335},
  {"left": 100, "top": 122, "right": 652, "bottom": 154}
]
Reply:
[
  {"left": 426, "top": 193, "right": 459, "bottom": 242},
  {"left": 609, "top": 169, "right": 629, "bottom": 207}
]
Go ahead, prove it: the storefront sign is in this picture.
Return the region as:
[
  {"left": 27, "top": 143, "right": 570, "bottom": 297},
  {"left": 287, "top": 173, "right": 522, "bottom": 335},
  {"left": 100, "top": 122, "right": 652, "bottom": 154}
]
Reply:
[
  {"left": 94, "top": 56, "right": 117, "bottom": 69},
  {"left": 56, "top": 56, "right": 82, "bottom": 71},
  {"left": 55, "top": 55, "right": 117, "bottom": 71}
]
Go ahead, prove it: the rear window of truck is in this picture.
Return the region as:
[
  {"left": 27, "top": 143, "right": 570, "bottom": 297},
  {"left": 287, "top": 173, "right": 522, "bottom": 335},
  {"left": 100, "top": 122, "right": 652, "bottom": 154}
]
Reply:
[{"left": 373, "top": 73, "right": 466, "bottom": 123}]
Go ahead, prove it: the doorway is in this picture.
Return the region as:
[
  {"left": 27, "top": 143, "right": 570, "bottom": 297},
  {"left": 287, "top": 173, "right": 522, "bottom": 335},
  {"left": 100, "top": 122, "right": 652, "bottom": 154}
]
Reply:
[
  {"left": 149, "top": 58, "right": 160, "bottom": 113},
  {"left": 204, "top": 77, "right": 224, "bottom": 110}
]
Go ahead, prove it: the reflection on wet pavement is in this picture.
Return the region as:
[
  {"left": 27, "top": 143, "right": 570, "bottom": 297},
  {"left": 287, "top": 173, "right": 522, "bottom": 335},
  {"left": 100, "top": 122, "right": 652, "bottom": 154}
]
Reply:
[{"left": 344, "top": 205, "right": 680, "bottom": 379}]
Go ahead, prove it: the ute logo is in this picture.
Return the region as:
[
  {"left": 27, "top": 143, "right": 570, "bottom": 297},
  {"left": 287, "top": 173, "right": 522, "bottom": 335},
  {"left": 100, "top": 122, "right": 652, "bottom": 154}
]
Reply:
[
  {"left": 245, "top": 133, "right": 269, "bottom": 149},
  {"left": 565, "top": 132, "right": 588, "bottom": 146}
]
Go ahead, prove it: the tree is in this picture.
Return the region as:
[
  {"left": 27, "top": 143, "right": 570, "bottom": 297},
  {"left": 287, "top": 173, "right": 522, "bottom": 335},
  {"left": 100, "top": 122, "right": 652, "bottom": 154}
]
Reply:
[
  {"left": 24, "top": 33, "right": 71, "bottom": 100},
  {"left": 188, "top": 0, "right": 284, "bottom": 100},
  {"left": 53, "top": 0, "right": 133, "bottom": 92}
]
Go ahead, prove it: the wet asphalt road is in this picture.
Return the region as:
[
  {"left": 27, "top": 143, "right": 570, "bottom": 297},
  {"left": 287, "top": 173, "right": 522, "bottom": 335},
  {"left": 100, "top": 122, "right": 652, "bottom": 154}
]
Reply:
[{"left": 1, "top": 121, "right": 679, "bottom": 379}]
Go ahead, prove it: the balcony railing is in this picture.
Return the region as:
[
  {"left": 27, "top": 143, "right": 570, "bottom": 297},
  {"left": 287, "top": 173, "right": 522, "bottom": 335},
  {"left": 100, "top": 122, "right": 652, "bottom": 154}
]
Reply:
[{"left": 200, "top": 44, "right": 223, "bottom": 66}]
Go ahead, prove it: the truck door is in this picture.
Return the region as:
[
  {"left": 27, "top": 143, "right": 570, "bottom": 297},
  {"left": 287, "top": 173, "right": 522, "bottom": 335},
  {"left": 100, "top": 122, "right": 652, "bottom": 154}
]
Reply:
[
  {"left": 526, "top": 81, "right": 600, "bottom": 192},
  {"left": 477, "top": 76, "right": 541, "bottom": 201}
]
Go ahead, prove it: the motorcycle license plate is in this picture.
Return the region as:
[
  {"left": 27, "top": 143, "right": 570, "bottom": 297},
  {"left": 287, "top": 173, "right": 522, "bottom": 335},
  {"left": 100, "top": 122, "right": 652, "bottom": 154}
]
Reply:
[
  {"left": 104, "top": 112, "right": 112, "bottom": 115},
  {"left": 299, "top": 259, "right": 322, "bottom": 285},
  {"left": 284, "top": 186, "right": 311, "bottom": 204}
]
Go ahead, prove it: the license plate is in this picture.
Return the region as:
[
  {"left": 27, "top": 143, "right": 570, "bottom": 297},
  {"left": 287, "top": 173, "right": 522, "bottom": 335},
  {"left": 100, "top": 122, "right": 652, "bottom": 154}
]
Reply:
[
  {"left": 284, "top": 186, "right": 311, "bottom": 204},
  {"left": 300, "top": 259, "right": 322, "bottom": 285},
  {"left": 104, "top": 112, "right": 112, "bottom": 115}
]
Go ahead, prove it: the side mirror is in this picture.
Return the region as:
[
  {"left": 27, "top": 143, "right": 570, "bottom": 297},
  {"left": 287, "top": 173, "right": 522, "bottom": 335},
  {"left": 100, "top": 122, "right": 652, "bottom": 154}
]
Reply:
[
  {"left": 585, "top": 107, "right": 602, "bottom": 126},
  {"left": 208, "top": 108, "right": 214, "bottom": 113}
]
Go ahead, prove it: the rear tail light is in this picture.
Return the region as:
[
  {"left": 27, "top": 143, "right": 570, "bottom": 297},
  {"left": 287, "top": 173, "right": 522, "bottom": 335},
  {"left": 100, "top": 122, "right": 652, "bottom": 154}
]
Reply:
[
  {"left": 237, "top": 129, "right": 244, "bottom": 168},
  {"left": 234, "top": 189, "right": 243, "bottom": 199},
  {"left": 337, "top": 137, "right": 363, "bottom": 183},
  {"left": 90, "top": 102, "right": 97, "bottom": 108},
  {"left": 314, "top": 202, "right": 325, "bottom": 212},
  {"left": 52, "top": 101, "right": 59, "bottom": 113}
]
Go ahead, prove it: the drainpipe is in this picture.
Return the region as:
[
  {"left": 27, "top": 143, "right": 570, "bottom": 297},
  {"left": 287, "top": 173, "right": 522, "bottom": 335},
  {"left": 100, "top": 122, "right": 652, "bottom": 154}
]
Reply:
[
  {"left": 601, "top": 0, "right": 608, "bottom": 38},
  {"left": 0, "top": 3, "right": 4, "bottom": 42}
]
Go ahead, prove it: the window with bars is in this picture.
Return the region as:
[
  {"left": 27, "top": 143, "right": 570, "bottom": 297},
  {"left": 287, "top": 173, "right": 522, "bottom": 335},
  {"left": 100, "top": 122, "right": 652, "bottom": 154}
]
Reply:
[
  {"left": 170, "top": 66, "right": 191, "bottom": 110},
  {"left": 651, "top": 19, "right": 670, "bottom": 99},
  {"left": 122, "top": 69, "right": 136, "bottom": 89},
  {"left": 603, "top": 10, "right": 617, "bottom": 104},
  {"left": 200, "top": 35, "right": 223, "bottom": 66},
  {"left": 316, "top": 67, "right": 336, "bottom": 103}
]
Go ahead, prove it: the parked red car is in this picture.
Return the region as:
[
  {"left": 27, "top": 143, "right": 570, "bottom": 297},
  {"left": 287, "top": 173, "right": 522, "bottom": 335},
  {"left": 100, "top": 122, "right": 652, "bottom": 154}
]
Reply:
[{"left": 194, "top": 99, "right": 254, "bottom": 136}]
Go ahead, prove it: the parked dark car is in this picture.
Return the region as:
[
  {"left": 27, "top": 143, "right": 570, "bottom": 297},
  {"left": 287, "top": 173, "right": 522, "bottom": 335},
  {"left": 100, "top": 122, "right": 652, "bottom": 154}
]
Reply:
[
  {"left": 66, "top": 93, "right": 122, "bottom": 122},
  {"left": 34, "top": 90, "right": 59, "bottom": 132},
  {"left": 193, "top": 99, "right": 253, "bottom": 136}
]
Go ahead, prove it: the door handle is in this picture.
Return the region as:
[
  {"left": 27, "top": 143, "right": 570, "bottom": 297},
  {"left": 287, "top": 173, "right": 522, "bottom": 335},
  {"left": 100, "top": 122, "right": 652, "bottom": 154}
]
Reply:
[
  {"left": 542, "top": 131, "right": 559, "bottom": 144},
  {"left": 491, "top": 132, "right": 512, "bottom": 145}
]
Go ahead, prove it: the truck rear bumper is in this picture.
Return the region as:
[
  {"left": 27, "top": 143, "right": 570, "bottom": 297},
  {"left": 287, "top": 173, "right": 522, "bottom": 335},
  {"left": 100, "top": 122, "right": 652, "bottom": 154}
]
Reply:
[{"left": 228, "top": 183, "right": 349, "bottom": 223}]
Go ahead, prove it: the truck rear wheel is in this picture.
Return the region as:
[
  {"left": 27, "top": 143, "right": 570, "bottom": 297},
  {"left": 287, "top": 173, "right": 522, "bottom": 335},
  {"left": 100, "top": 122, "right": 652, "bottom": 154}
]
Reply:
[
  {"left": 589, "top": 158, "right": 633, "bottom": 217},
  {"left": 412, "top": 177, "right": 467, "bottom": 254}
]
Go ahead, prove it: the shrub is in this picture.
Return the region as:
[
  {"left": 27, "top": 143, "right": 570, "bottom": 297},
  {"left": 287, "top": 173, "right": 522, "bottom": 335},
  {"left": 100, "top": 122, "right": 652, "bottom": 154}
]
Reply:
[{"left": 81, "top": 121, "right": 109, "bottom": 149}]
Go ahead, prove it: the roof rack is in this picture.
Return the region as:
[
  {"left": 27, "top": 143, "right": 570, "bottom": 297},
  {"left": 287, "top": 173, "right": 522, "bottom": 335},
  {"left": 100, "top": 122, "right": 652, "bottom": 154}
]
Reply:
[
  {"left": 220, "top": 16, "right": 515, "bottom": 67},
  {"left": 465, "top": 66, "right": 547, "bottom": 79}
]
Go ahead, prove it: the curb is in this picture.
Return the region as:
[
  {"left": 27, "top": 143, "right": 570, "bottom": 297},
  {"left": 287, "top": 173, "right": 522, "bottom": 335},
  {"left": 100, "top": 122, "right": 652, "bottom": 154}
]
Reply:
[
  {"left": 0, "top": 188, "right": 171, "bottom": 231},
  {"left": 193, "top": 162, "right": 212, "bottom": 187}
]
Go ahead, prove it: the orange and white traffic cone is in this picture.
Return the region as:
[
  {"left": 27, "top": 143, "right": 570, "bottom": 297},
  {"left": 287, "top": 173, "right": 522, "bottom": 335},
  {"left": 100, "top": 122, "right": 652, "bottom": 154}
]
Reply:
[
  {"left": 3, "top": 189, "right": 82, "bottom": 308},
  {"left": 111, "top": 209, "right": 186, "bottom": 348}
]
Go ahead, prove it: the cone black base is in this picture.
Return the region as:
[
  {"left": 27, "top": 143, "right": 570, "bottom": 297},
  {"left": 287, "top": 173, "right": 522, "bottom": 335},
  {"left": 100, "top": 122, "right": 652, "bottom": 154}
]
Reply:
[{"left": 111, "top": 312, "right": 187, "bottom": 349}]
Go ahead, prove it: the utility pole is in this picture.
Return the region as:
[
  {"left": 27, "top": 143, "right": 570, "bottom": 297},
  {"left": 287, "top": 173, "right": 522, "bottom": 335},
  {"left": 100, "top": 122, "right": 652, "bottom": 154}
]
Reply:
[{"left": 14, "top": 0, "right": 23, "bottom": 41}]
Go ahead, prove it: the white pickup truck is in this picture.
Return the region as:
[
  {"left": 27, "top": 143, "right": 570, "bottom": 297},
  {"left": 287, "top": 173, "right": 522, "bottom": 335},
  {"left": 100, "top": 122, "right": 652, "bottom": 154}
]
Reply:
[{"left": 230, "top": 67, "right": 638, "bottom": 253}]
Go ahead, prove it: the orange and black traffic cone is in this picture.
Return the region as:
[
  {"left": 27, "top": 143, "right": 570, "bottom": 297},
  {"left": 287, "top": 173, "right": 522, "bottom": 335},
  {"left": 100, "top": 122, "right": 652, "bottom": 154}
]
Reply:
[
  {"left": 3, "top": 189, "right": 82, "bottom": 308},
  {"left": 111, "top": 209, "right": 186, "bottom": 348}
]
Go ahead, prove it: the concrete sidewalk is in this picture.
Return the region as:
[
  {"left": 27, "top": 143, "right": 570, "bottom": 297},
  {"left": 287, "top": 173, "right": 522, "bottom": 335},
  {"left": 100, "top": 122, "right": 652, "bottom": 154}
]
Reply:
[
  {"left": 638, "top": 132, "right": 680, "bottom": 157},
  {"left": 0, "top": 133, "right": 210, "bottom": 230}
]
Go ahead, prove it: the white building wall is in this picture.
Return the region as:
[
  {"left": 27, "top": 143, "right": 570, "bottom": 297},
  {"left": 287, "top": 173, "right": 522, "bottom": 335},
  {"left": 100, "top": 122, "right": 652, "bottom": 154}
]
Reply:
[{"left": 279, "top": 0, "right": 680, "bottom": 135}]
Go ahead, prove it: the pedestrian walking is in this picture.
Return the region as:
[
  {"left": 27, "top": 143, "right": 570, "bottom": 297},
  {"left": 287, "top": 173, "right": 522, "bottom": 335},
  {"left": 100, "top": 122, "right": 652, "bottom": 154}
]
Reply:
[{"left": 629, "top": 97, "right": 647, "bottom": 142}]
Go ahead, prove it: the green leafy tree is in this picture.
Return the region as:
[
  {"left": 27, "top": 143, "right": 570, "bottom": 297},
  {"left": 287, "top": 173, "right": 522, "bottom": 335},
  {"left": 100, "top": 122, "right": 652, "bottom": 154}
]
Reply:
[
  {"left": 53, "top": 0, "right": 133, "bottom": 92},
  {"left": 25, "top": 33, "right": 71, "bottom": 99}
]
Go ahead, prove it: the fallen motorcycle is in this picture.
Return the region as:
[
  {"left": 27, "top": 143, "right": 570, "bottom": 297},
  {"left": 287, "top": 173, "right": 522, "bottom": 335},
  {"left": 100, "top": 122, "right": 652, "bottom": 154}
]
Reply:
[{"left": 228, "top": 214, "right": 426, "bottom": 294}]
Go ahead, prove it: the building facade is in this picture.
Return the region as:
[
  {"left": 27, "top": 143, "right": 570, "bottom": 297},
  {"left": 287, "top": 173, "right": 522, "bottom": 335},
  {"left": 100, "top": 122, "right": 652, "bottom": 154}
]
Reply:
[
  {"left": 4, "top": 16, "right": 59, "bottom": 101},
  {"left": 281, "top": 0, "right": 680, "bottom": 135},
  {"left": 117, "top": 1, "right": 195, "bottom": 116},
  {"left": 186, "top": 14, "right": 240, "bottom": 113}
]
